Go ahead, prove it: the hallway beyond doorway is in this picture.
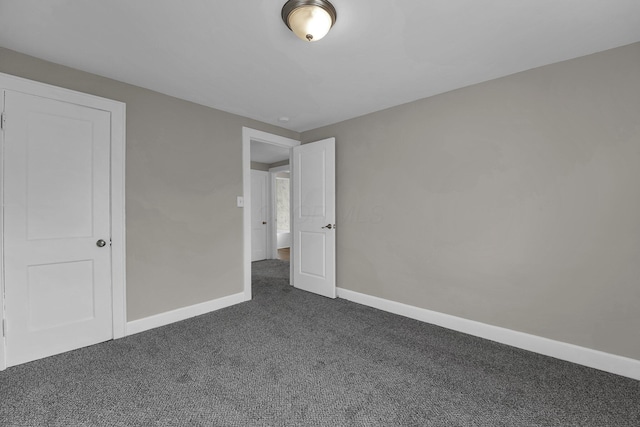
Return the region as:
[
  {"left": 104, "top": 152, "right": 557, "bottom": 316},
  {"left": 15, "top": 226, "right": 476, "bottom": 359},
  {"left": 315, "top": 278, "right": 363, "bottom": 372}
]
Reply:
[{"left": 277, "top": 248, "right": 290, "bottom": 261}]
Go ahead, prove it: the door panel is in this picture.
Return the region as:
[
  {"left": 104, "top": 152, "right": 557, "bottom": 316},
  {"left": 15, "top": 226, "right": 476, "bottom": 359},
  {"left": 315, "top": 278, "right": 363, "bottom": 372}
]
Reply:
[
  {"left": 26, "top": 112, "right": 95, "bottom": 239},
  {"left": 27, "top": 260, "right": 95, "bottom": 331},
  {"left": 299, "top": 232, "right": 326, "bottom": 277},
  {"left": 3, "top": 90, "right": 113, "bottom": 366},
  {"left": 293, "top": 138, "right": 335, "bottom": 298},
  {"left": 251, "top": 170, "right": 268, "bottom": 261}
]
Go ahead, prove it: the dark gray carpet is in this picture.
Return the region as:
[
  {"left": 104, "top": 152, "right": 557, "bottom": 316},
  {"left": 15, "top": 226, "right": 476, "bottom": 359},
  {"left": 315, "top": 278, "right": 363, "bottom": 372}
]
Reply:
[{"left": 1, "top": 259, "right": 638, "bottom": 426}]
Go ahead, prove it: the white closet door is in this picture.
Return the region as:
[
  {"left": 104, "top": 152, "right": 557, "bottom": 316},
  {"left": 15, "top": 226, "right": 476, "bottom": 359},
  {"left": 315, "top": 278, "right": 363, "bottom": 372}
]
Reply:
[
  {"left": 3, "top": 89, "right": 113, "bottom": 366},
  {"left": 251, "top": 170, "right": 269, "bottom": 261}
]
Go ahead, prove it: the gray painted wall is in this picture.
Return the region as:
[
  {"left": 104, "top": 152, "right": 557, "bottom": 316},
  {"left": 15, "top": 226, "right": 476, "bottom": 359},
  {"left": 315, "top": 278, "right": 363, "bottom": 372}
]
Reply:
[
  {"left": 0, "top": 47, "right": 299, "bottom": 321},
  {"left": 2, "top": 42, "right": 639, "bottom": 361},
  {"left": 251, "top": 160, "right": 289, "bottom": 171},
  {"left": 269, "top": 160, "right": 290, "bottom": 169},
  {"left": 251, "top": 161, "right": 270, "bottom": 171},
  {"left": 302, "top": 43, "right": 640, "bottom": 360}
]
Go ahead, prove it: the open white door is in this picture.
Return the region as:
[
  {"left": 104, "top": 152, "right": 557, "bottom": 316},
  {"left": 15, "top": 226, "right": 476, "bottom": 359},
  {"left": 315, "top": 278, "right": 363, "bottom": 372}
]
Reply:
[{"left": 292, "top": 138, "right": 336, "bottom": 298}]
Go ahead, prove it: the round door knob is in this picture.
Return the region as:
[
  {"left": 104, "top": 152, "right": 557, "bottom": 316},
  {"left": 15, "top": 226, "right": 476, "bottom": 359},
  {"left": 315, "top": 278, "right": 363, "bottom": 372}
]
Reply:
[{"left": 96, "top": 239, "right": 107, "bottom": 247}]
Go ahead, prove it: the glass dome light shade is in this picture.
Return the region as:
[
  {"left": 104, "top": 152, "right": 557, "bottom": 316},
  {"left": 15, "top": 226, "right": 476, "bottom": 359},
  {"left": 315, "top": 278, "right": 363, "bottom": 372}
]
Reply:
[
  {"left": 288, "top": 5, "right": 332, "bottom": 42},
  {"left": 282, "top": 0, "right": 337, "bottom": 42}
]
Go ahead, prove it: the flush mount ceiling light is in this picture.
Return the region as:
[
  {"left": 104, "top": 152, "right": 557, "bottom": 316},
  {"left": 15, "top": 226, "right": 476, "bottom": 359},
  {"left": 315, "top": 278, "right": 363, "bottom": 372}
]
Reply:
[{"left": 281, "top": 0, "right": 337, "bottom": 42}]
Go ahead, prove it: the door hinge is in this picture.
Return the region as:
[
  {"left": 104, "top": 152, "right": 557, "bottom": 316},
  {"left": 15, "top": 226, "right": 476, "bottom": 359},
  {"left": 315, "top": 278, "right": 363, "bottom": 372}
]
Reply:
[
  {"left": 2, "top": 318, "right": 5, "bottom": 337},
  {"left": 0, "top": 112, "right": 5, "bottom": 130}
]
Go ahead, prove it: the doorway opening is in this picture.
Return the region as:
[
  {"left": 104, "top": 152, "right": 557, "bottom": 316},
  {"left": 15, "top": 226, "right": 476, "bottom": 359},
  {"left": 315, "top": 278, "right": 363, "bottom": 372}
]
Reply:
[
  {"left": 242, "top": 128, "right": 300, "bottom": 301},
  {"left": 271, "top": 165, "right": 291, "bottom": 262}
]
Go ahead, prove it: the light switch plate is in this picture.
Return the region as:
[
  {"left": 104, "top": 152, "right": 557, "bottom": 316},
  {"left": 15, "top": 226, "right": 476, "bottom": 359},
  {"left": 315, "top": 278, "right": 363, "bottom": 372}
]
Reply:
[{"left": 236, "top": 196, "right": 244, "bottom": 208}]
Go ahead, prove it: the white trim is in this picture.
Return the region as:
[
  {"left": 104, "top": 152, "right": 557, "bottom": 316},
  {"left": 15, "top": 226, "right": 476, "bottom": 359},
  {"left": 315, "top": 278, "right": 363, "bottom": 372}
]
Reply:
[
  {"left": 242, "top": 127, "right": 299, "bottom": 301},
  {"left": 126, "top": 292, "right": 247, "bottom": 336},
  {"left": 337, "top": 287, "right": 640, "bottom": 381},
  {"left": 0, "top": 91, "right": 5, "bottom": 371},
  {"left": 0, "top": 72, "right": 127, "bottom": 369},
  {"left": 269, "top": 165, "right": 291, "bottom": 173},
  {"left": 268, "top": 164, "right": 291, "bottom": 259},
  {"left": 110, "top": 97, "right": 127, "bottom": 340}
]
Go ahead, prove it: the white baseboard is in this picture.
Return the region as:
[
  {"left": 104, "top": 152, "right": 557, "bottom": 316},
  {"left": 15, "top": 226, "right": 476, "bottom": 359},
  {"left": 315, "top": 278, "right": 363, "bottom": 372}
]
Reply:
[
  {"left": 126, "top": 292, "right": 247, "bottom": 336},
  {"left": 336, "top": 287, "right": 640, "bottom": 381}
]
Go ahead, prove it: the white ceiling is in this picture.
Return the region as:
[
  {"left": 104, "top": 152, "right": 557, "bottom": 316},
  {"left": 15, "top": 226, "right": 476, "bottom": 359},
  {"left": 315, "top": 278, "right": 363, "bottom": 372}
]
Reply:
[
  {"left": 1, "top": 1, "right": 639, "bottom": 132},
  {"left": 251, "top": 140, "right": 290, "bottom": 164}
]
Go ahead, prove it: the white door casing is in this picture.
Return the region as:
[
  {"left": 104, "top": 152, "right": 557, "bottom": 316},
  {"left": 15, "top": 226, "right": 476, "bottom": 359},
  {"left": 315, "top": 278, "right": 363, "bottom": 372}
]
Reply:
[
  {"left": 0, "top": 73, "right": 126, "bottom": 370},
  {"left": 251, "top": 170, "right": 269, "bottom": 262},
  {"left": 292, "top": 138, "right": 336, "bottom": 299}
]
